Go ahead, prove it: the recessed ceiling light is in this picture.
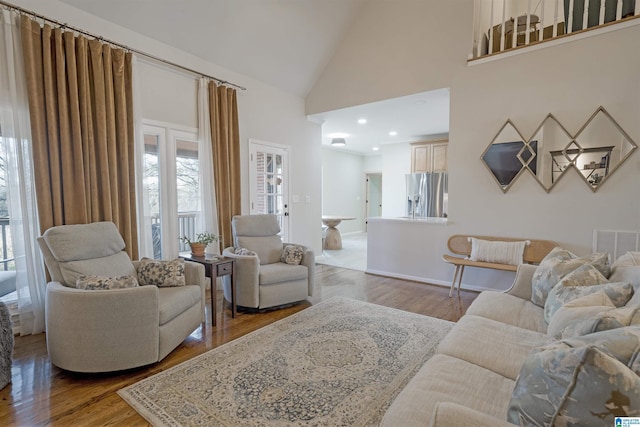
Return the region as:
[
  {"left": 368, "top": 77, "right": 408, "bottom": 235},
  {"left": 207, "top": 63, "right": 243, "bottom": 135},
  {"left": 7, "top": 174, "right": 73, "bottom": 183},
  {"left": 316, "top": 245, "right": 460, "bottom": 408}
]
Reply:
[
  {"left": 372, "top": 146, "right": 379, "bottom": 151},
  {"left": 389, "top": 131, "right": 397, "bottom": 136},
  {"left": 357, "top": 118, "right": 367, "bottom": 124}
]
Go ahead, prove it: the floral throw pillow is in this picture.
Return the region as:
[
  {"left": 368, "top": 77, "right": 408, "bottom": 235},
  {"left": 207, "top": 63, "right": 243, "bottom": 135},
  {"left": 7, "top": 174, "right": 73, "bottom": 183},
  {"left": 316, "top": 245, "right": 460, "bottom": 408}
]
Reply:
[
  {"left": 544, "top": 280, "right": 633, "bottom": 324},
  {"left": 137, "top": 258, "right": 185, "bottom": 287},
  {"left": 508, "top": 328, "right": 640, "bottom": 426},
  {"left": 235, "top": 247, "right": 257, "bottom": 257},
  {"left": 76, "top": 274, "right": 139, "bottom": 290},
  {"left": 281, "top": 245, "right": 304, "bottom": 265},
  {"left": 531, "top": 247, "right": 610, "bottom": 307}
]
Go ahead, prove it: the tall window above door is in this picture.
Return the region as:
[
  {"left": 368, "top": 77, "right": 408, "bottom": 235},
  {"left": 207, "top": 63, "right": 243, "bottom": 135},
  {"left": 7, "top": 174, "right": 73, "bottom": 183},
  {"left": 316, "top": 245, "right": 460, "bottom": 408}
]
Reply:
[{"left": 140, "top": 122, "right": 201, "bottom": 259}]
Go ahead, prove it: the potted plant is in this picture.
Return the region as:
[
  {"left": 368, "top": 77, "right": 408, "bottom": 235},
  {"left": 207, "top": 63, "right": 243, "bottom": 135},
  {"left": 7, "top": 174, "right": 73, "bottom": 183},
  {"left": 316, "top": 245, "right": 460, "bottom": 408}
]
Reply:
[{"left": 180, "top": 232, "right": 219, "bottom": 257}]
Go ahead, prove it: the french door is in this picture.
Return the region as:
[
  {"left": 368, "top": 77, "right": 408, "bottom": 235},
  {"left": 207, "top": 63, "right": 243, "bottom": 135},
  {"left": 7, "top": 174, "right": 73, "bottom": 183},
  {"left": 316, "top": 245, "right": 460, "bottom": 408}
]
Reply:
[{"left": 249, "top": 140, "right": 290, "bottom": 241}]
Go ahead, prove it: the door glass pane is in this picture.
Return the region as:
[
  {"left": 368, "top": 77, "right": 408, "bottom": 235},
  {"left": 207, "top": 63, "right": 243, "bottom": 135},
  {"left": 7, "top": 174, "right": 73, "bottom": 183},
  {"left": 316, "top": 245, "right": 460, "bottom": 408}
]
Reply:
[
  {"left": 175, "top": 138, "right": 199, "bottom": 252},
  {"left": 143, "top": 134, "right": 161, "bottom": 259}
]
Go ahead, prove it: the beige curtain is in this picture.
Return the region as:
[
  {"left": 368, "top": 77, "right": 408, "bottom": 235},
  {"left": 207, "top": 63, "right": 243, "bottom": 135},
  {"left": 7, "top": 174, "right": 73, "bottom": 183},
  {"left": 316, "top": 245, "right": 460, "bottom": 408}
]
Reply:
[
  {"left": 20, "top": 16, "right": 138, "bottom": 259},
  {"left": 209, "top": 83, "right": 240, "bottom": 249}
]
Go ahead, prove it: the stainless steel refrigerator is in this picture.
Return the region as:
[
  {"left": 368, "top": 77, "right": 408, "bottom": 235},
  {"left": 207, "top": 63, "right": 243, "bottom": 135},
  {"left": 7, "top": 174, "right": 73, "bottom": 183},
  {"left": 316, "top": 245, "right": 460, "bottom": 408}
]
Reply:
[{"left": 405, "top": 172, "right": 448, "bottom": 218}]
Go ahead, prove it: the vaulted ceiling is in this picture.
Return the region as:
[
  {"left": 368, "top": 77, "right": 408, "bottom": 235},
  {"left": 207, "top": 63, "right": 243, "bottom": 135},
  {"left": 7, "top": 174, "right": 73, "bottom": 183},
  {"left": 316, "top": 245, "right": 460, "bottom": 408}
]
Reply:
[
  {"left": 58, "top": 0, "right": 367, "bottom": 97},
  {"left": 57, "top": 0, "right": 450, "bottom": 154}
]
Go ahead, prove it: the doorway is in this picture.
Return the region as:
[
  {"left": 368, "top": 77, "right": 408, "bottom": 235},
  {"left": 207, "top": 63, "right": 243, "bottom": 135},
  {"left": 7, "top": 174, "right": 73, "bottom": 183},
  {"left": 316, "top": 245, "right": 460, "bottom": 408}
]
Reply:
[
  {"left": 249, "top": 139, "right": 290, "bottom": 241},
  {"left": 365, "top": 173, "right": 382, "bottom": 231}
]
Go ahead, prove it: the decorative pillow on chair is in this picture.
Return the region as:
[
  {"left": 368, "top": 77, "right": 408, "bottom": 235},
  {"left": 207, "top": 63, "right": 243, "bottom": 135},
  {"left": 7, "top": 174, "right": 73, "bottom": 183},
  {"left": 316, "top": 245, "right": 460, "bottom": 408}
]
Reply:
[
  {"left": 235, "top": 247, "right": 258, "bottom": 257},
  {"left": 76, "top": 274, "right": 139, "bottom": 290},
  {"left": 509, "top": 327, "right": 640, "bottom": 425},
  {"left": 531, "top": 248, "right": 610, "bottom": 307},
  {"left": 546, "top": 290, "right": 616, "bottom": 339},
  {"left": 468, "top": 237, "right": 529, "bottom": 266},
  {"left": 281, "top": 245, "right": 304, "bottom": 265},
  {"left": 137, "top": 258, "right": 185, "bottom": 287}
]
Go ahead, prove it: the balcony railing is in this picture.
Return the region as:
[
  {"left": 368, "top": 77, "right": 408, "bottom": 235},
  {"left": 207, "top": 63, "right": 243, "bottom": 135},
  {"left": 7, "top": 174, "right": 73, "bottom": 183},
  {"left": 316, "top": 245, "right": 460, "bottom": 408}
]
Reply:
[
  {"left": 150, "top": 211, "right": 199, "bottom": 259},
  {"left": 470, "top": 0, "right": 639, "bottom": 60}
]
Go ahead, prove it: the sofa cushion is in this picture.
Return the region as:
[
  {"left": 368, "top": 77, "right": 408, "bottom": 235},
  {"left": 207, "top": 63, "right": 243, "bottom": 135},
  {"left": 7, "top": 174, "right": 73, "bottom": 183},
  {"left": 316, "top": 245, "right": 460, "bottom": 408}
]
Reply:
[
  {"left": 236, "top": 235, "right": 283, "bottom": 265},
  {"left": 75, "top": 274, "right": 139, "bottom": 290},
  {"left": 157, "top": 285, "right": 201, "bottom": 325},
  {"left": 59, "top": 252, "right": 137, "bottom": 288},
  {"left": 469, "top": 238, "right": 529, "bottom": 266},
  {"left": 546, "top": 290, "right": 616, "bottom": 339},
  {"left": 531, "top": 248, "right": 609, "bottom": 307},
  {"left": 382, "top": 354, "right": 515, "bottom": 427},
  {"left": 137, "top": 258, "right": 185, "bottom": 287},
  {"left": 466, "top": 291, "right": 547, "bottom": 333},
  {"left": 544, "top": 281, "right": 633, "bottom": 323},
  {"left": 437, "top": 315, "right": 549, "bottom": 380},
  {"left": 508, "top": 327, "right": 640, "bottom": 425},
  {"left": 258, "top": 262, "right": 308, "bottom": 286}
]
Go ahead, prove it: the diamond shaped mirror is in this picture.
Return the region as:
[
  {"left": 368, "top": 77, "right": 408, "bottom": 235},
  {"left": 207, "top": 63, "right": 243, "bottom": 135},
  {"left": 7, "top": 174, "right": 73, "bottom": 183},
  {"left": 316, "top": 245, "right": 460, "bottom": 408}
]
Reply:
[
  {"left": 481, "top": 120, "right": 527, "bottom": 192},
  {"left": 573, "top": 107, "right": 637, "bottom": 191},
  {"left": 526, "top": 114, "right": 574, "bottom": 192}
]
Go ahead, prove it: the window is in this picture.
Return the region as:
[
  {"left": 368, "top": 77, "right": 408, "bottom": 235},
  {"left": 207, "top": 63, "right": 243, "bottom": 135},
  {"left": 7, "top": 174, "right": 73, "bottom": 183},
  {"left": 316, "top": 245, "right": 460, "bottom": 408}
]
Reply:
[{"left": 140, "top": 122, "right": 201, "bottom": 259}]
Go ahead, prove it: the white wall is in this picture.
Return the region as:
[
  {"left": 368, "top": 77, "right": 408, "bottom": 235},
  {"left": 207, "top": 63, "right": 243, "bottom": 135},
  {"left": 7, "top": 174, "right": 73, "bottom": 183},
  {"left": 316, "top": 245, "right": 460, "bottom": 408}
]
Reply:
[
  {"left": 322, "top": 148, "right": 365, "bottom": 234},
  {"left": 308, "top": 0, "right": 640, "bottom": 291},
  {"left": 363, "top": 154, "right": 383, "bottom": 172},
  {"left": 16, "top": 0, "right": 323, "bottom": 254},
  {"left": 381, "top": 143, "right": 412, "bottom": 218}
]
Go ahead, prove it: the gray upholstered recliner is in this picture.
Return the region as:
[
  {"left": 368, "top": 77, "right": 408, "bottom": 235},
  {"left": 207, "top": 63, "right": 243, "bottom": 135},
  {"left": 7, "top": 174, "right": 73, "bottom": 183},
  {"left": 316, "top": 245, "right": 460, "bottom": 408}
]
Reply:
[
  {"left": 222, "top": 214, "right": 314, "bottom": 309},
  {"left": 37, "top": 221, "right": 205, "bottom": 373}
]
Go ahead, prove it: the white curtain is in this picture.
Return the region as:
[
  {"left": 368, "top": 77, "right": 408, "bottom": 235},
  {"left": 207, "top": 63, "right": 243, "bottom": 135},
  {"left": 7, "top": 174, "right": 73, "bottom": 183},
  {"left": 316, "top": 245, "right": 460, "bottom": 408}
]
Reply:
[
  {"left": 0, "top": 9, "right": 46, "bottom": 335},
  {"left": 198, "top": 77, "right": 220, "bottom": 254},
  {"left": 132, "top": 55, "right": 155, "bottom": 259}
]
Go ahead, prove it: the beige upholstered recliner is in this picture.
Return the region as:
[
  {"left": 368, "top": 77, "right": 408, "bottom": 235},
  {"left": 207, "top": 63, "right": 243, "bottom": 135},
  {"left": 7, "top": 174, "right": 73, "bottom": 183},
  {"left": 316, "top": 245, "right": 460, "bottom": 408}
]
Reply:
[
  {"left": 37, "top": 221, "right": 206, "bottom": 373},
  {"left": 222, "top": 214, "right": 314, "bottom": 309}
]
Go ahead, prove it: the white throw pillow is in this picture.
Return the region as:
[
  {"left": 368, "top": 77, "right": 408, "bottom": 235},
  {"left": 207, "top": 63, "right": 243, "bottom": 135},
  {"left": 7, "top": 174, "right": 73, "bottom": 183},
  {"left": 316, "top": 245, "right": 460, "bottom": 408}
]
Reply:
[
  {"left": 468, "top": 237, "right": 529, "bottom": 266},
  {"left": 547, "top": 290, "right": 616, "bottom": 339}
]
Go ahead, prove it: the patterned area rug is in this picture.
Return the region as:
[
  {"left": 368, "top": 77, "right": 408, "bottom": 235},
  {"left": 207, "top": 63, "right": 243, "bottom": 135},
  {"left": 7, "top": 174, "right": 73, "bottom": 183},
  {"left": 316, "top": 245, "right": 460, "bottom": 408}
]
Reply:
[{"left": 118, "top": 297, "right": 453, "bottom": 426}]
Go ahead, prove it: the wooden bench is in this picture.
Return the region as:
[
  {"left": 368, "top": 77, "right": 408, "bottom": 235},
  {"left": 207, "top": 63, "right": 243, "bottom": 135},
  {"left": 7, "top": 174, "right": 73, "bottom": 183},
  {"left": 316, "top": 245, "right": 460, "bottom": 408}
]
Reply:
[{"left": 442, "top": 235, "right": 557, "bottom": 297}]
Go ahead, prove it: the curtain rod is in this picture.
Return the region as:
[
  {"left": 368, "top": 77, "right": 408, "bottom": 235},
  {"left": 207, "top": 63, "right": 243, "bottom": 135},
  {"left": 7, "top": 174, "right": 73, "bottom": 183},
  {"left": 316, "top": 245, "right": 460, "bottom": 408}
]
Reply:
[{"left": 0, "top": 0, "right": 247, "bottom": 91}]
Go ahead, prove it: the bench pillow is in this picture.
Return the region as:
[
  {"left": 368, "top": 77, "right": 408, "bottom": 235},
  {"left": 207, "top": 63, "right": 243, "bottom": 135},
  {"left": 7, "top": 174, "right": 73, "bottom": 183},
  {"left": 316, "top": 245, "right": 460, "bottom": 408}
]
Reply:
[{"left": 468, "top": 237, "right": 529, "bottom": 266}]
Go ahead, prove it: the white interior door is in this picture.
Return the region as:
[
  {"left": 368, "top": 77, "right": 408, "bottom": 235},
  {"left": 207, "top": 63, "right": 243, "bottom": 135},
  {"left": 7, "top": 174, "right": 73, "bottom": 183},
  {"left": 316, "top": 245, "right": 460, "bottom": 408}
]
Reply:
[{"left": 249, "top": 140, "right": 290, "bottom": 241}]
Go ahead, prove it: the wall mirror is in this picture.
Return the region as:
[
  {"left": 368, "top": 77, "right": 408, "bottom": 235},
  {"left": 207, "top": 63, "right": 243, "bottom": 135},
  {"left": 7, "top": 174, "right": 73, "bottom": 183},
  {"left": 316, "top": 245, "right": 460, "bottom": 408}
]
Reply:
[
  {"left": 526, "top": 114, "right": 574, "bottom": 192},
  {"left": 572, "top": 107, "right": 637, "bottom": 191},
  {"left": 481, "top": 120, "right": 528, "bottom": 193}
]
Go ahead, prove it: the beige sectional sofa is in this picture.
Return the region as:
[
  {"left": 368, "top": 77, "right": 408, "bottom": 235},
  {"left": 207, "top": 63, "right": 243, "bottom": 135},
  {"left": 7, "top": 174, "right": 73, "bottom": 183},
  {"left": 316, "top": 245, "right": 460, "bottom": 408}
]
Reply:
[{"left": 383, "top": 251, "right": 640, "bottom": 426}]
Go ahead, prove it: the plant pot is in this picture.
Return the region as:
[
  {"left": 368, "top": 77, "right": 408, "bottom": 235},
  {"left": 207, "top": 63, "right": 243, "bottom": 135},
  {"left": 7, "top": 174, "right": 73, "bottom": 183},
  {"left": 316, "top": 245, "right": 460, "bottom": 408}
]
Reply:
[{"left": 189, "top": 243, "right": 206, "bottom": 257}]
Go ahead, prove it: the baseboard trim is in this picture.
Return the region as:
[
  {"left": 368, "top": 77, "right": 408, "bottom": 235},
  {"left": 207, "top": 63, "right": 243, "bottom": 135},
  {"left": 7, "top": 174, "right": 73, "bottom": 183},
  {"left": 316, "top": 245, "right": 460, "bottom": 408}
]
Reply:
[{"left": 364, "top": 269, "right": 495, "bottom": 293}]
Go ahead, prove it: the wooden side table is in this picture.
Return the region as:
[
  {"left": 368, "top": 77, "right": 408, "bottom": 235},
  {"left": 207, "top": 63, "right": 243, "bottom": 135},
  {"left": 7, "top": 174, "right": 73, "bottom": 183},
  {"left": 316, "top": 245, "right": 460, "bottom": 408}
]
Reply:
[{"left": 180, "top": 254, "right": 236, "bottom": 326}]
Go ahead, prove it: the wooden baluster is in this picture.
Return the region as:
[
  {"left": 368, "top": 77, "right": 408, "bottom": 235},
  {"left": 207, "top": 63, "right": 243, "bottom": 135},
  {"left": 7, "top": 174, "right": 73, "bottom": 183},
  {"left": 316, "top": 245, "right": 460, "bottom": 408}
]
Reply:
[
  {"left": 511, "top": 13, "right": 517, "bottom": 48},
  {"left": 539, "top": 0, "right": 545, "bottom": 40},
  {"left": 473, "top": 0, "right": 482, "bottom": 58},
  {"left": 616, "top": 0, "right": 623, "bottom": 20},
  {"left": 583, "top": 0, "right": 590, "bottom": 29},
  {"left": 488, "top": 0, "right": 494, "bottom": 54},
  {"left": 501, "top": 0, "right": 507, "bottom": 51},
  {"left": 568, "top": 0, "right": 575, "bottom": 33},
  {"left": 525, "top": 0, "right": 532, "bottom": 45},
  {"left": 636, "top": 0, "right": 640, "bottom": 16},
  {"left": 553, "top": 0, "right": 559, "bottom": 37},
  {"left": 599, "top": 0, "right": 606, "bottom": 24}
]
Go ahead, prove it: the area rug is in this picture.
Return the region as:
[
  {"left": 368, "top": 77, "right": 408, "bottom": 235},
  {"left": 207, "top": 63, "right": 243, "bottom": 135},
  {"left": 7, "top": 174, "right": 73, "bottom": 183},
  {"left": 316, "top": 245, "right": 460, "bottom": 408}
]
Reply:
[{"left": 118, "top": 297, "right": 453, "bottom": 426}]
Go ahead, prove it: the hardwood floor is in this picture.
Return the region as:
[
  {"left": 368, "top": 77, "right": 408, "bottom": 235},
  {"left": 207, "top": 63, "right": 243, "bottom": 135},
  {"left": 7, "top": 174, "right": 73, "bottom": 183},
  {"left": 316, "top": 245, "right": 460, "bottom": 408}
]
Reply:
[{"left": 0, "top": 264, "right": 477, "bottom": 426}]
